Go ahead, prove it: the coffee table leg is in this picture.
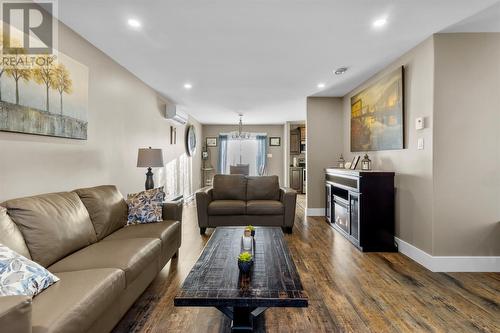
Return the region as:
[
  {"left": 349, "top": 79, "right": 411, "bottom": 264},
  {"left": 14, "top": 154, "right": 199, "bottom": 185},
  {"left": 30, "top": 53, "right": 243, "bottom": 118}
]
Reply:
[{"left": 231, "top": 307, "right": 254, "bottom": 332}]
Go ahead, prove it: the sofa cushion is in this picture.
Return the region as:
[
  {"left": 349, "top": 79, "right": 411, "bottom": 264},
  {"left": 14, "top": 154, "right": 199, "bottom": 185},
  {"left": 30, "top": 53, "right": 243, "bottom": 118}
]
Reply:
[
  {"left": 212, "top": 175, "right": 247, "bottom": 201},
  {"left": 0, "top": 206, "right": 31, "bottom": 259},
  {"left": 246, "top": 200, "right": 284, "bottom": 215},
  {"left": 208, "top": 200, "right": 246, "bottom": 216},
  {"left": 32, "top": 268, "right": 125, "bottom": 333},
  {"left": 73, "top": 185, "right": 128, "bottom": 240},
  {"left": 104, "top": 220, "right": 181, "bottom": 269},
  {"left": 2, "top": 192, "right": 97, "bottom": 267},
  {"left": 246, "top": 176, "right": 280, "bottom": 201},
  {"left": 0, "top": 244, "right": 59, "bottom": 297},
  {"left": 48, "top": 238, "right": 161, "bottom": 285},
  {"left": 0, "top": 295, "right": 32, "bottom": 333}
]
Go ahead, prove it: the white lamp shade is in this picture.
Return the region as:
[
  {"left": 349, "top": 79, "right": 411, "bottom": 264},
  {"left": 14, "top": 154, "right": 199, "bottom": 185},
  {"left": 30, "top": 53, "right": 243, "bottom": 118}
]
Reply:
[{"left": 137, "top": 148, "right": 164, "bottom": 168}]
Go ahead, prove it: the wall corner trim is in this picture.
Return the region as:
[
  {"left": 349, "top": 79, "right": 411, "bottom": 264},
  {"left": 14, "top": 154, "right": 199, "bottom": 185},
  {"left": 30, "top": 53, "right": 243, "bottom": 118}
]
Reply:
[
  {"left": 395, "top": 237, "right": 500, "bottom": 272},
  {"left": 306, "top": 208, "right": 325, "bottom": 216}
]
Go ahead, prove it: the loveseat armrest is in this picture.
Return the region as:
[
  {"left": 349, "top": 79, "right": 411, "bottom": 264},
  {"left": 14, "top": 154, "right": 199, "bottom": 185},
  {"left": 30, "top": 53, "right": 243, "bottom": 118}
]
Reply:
[
  {"left": 0, "top": 295, "right": 32, "bottom": 333},
  {"left": 162, "top": 200, "right": 183, "bottom": 222},
  {"left": 280, "top": 187, "right": 297, "bottom": 230},
  {"left": 195, "top": 187, "right": 213, "bottom": 229}
]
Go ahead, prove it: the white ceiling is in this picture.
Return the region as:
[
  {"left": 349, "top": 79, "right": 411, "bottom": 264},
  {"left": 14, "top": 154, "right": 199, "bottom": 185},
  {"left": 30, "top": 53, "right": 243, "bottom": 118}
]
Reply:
[
  {"left": 442, "top": 1, "right": 500, "bottom": 32},
  {"left": 58, "top": 0, "right": 500, "bottom": 124}
]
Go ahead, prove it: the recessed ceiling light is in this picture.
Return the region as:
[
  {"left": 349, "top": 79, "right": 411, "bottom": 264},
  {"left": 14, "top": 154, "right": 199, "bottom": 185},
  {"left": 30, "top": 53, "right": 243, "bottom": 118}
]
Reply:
[
  {"left": 373, "top": 18, "right": 387, "bottom": 28},
  {"left": 317, "top": 83, "right": 325, "bottom": 89},
  {"left": 184, "top": 83, "right": 192, "bottom": 90},
  {"left": 334, "top": 67, "right": 348, "bottom": 75},
  {"left": 127, "top": 18, "right": 141, "bottom": 29}
]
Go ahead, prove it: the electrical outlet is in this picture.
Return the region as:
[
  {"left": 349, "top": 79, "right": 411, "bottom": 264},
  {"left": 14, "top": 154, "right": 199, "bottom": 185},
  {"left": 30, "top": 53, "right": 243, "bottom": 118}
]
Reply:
[{"left": 417, "top": 138, "right": 424, "bottom": 150}]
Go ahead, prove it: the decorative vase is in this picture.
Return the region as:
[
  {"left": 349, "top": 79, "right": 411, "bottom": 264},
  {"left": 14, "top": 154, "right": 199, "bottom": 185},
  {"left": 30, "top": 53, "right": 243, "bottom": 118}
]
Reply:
[{"left": 238, "top": 260, "right": 253, "bottom": 274}]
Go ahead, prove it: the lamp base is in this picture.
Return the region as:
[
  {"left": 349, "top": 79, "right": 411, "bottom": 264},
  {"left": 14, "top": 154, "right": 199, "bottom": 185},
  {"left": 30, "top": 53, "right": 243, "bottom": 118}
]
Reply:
[{"left": 145, "top": 167, "right": 154, "bottom": 190}]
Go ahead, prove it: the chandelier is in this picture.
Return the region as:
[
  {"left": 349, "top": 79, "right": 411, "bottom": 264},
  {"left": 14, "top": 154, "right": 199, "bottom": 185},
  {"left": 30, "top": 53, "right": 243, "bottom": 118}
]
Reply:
[{"left": 230, "top": 114, "right": 251, "bottom": 140}]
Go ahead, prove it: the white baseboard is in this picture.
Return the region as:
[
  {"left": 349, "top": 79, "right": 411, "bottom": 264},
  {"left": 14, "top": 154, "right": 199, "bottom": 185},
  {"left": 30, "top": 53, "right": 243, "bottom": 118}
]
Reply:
[
  {"left": 306, "top": 208, "right": 325, "bottom": 216},
  {"left": 395, "top": 237, "right": 500, "bottom": 272}
]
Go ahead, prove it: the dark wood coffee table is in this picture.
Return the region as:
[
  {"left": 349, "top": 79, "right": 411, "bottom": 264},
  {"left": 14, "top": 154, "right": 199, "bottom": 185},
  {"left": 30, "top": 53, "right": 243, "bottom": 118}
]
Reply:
[{"left": 174, "top": 227, "right": 308, "bottom": 332}]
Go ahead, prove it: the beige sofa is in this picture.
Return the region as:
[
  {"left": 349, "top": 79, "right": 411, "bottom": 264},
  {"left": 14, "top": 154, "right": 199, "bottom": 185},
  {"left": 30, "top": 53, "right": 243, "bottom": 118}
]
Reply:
[
  {"left": 196, "top": 175, "right": 297, "bottom": 234},
  {"left": 0, "top": 185, "right": 182, "bottom": 333}
]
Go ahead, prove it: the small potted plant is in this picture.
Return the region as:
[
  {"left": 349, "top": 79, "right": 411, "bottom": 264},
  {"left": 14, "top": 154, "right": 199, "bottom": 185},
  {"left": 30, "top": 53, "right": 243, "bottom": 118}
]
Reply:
[
  {"left": 246, "top": 225, "right": 256, "bottom": 237},
  {"left": 238, "top": 251, "right": 253, "bottom": 273}
]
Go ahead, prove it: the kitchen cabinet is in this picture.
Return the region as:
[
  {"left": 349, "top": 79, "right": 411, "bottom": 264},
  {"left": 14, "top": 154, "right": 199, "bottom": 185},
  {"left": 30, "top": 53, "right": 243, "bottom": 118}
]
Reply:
[
  {"left": 300, "top": 126, "right": 306, "bottom": 141},
  {"left": 290, "top": 167, "right": 303, "bottom": 193},
  {"left": 290, "top": 129, "right": 300, "bottom": 154}
]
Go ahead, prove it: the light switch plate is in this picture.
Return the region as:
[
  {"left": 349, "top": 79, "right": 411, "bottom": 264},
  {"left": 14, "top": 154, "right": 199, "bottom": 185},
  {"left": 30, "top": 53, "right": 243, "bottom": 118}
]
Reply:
[
  {"left": 417, "top": 138, "right": 424, "bottom": 150},
  {"left": 416, "top": 117, "right": 425, "bottom": 130},
  {"left": 267, "top": 153, "right": 273, "bottom": 158}
]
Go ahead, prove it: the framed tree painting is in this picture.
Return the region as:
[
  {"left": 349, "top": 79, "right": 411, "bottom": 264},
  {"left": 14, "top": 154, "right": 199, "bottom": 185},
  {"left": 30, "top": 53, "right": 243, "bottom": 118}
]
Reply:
[
  {"left": 351, "top": 66, "right": 404, "bottom": 151},
  {"left": 0, "top": 23, "right": 89, "bottom": 139}
]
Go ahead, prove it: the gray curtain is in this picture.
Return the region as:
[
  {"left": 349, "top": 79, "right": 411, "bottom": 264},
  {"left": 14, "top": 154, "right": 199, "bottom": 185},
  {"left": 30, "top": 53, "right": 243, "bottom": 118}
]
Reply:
[
  {"left": 256, "top": 135, "right": 267, "bottom": 176},
  {"left": 218, "top": 134, "right": 228, "bottom": 174}
]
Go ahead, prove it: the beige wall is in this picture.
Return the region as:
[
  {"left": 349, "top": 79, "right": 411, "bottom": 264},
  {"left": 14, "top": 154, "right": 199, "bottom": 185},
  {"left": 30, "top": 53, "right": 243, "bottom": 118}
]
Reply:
[
  {"left": 0, "top": 22, "right": 202, "bottom": 202},
  {"left": 201, "top": 125, "right": 285, "bottom": 183},
  {"left": 341, "top": 37, "right": 435, "bottom": 253},
  {"left": 306, "top": 97, "right": 344, "bottom": 211},
  {"left": 432, "top": 33, "right": 500, "bottom": 256}
]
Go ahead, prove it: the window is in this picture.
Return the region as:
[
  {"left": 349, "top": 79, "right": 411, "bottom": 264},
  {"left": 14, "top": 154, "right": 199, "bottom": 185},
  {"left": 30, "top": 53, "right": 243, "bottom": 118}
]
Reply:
[
  {"left": 226, "top": 138, "right": 259, "bottom": 175},
  {"left": 218, "top": 133, "right": 268, "bottom": 176}
]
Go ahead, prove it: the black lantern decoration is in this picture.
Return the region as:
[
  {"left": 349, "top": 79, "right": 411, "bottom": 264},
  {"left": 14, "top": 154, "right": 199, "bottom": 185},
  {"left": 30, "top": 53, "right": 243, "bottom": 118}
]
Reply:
[
  {"left": 361, "top": 154, "right": 372, "bottom": 171},
  {"left": 338, "top": 154, "right": 346, "bottom": 169}
]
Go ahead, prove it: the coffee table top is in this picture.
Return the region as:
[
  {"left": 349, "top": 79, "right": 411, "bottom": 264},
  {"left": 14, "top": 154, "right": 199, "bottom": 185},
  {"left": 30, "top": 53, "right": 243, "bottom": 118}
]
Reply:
[{"left": 174, "top": 227, "right": 308, "bottom": 308}]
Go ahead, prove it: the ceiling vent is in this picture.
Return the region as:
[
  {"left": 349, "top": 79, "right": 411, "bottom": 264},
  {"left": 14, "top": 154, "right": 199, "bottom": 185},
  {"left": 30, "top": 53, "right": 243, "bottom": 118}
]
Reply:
[{"left": 165, "top": 104, "right": 188, "bottom": 125}]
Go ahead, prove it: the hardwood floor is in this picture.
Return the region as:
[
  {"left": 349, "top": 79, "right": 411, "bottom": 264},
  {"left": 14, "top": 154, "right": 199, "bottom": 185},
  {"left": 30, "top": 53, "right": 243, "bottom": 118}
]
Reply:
[{"left": 113, "top": 195, "right": 500, "bottom": 332}]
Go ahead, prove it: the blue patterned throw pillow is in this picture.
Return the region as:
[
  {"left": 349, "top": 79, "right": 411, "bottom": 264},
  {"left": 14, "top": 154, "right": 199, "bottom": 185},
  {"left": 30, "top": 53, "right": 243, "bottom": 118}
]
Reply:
[
  {"left": 126, "top": 187, "right": 165, "bottom": 224},
  {"left": 0, "top": 244, "right": 59, "bottom": 297}
]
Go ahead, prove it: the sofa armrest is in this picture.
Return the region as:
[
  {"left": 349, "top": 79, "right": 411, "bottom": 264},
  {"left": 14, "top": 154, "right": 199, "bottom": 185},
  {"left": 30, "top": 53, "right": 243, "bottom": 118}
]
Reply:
[
  {"left": 162, "top": 200, "right": 183, "bottom": 222},
  {"left": 280, "top": 187, "right": 297, "bottom": 228},
  {"left": 0, "top": 295, "right": 32, "bottom": 333},
  {"left": 195, "top": 187, "right": 213, "bottom": 228}
]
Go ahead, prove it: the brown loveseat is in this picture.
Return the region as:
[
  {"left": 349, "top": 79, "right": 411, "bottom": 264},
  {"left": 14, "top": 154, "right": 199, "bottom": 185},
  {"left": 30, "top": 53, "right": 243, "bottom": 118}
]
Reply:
[
  {"left": 195, "top": 175, "right": 297, "bottom": 234},
  {"left": 0, "top": 185, "right": 182, "bottom": 333}
]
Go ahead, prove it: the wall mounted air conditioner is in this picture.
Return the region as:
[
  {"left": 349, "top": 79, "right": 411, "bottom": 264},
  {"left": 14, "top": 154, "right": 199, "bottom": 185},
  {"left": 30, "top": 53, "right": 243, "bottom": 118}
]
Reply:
[{"left": 165, "top": 104, "right": 188, "bottom": 125}]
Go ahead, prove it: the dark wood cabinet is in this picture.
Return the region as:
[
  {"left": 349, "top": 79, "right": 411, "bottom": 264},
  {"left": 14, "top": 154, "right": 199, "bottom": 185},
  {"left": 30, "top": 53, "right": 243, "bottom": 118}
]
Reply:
[
  {"left": 290, "top": 129, "right": 300, "bottom": 154},
  {"left": 325, "top": 168, "right": 396, "bottom": 252},
  {"left": 290, "top": 167, "right": 303, "bottom": 193}
]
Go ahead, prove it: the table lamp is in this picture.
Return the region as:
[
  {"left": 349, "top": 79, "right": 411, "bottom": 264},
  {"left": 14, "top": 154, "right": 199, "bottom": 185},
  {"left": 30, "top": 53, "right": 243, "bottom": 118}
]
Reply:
[{"left": 137, "top": 147, "right": 164, "bottom": 190}]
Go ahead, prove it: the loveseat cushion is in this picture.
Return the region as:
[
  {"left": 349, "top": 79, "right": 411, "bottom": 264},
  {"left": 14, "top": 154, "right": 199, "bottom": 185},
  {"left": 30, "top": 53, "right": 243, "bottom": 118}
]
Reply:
[
  {"left": 0, "top": 206, "right": 31, "bottom": 259},
  {"left": 48, "top": 238, "right": 160, "bottom": 285},
  {"left": 2, "top": 192, "right": 98, "bottom": 267},
  {"left": 32, "top": 268, "right": 125, "bottom": 333},
  {"left": 246, "top": 176, "right": 280, "bottom": 201},
  {"left": 246, "top": 200, "right": 284, "bottom": 215},
  {"left": 73, "top": 185, "right": 128, "bottom": 240},
  {"left": 212, "top": 175, "right": 247, "bottom": 201},
  {"left": 208, "top": 200, "right": 246, "bottom": 215}
]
